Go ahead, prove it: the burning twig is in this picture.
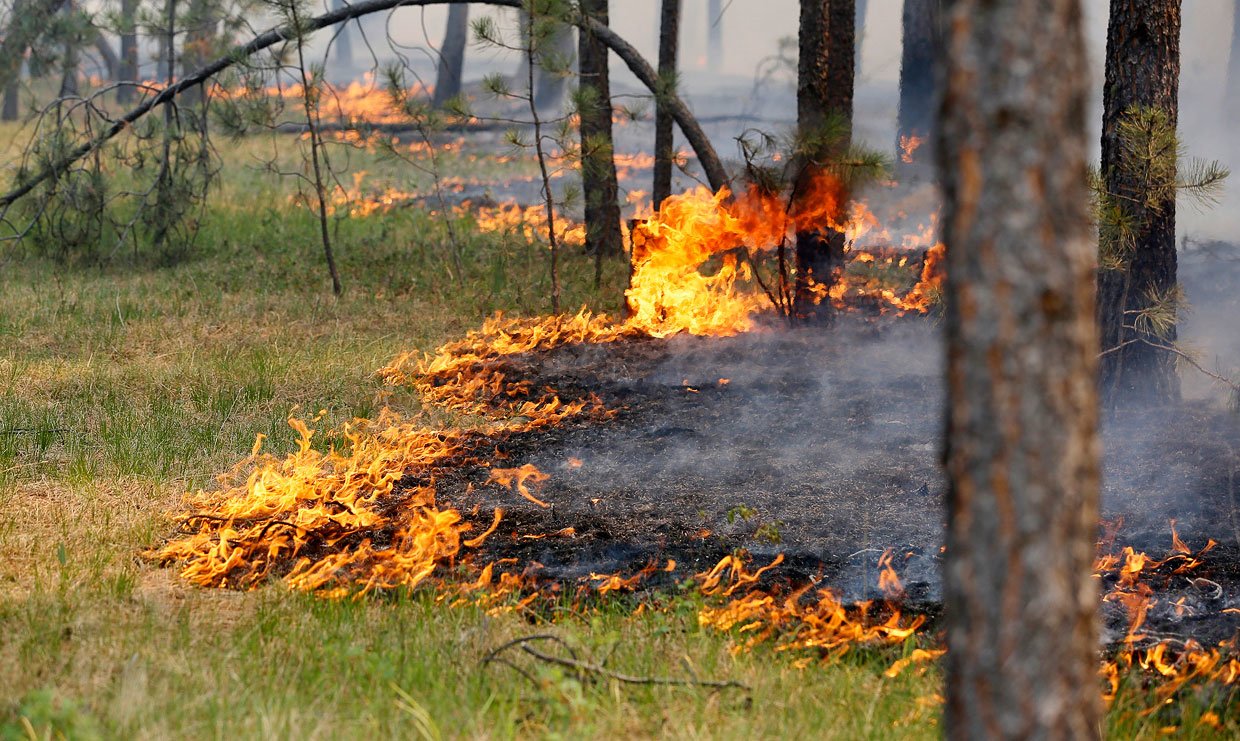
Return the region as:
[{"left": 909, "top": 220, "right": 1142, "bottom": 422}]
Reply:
[{"left": 482, "top": 634, "right": 749, "bottom": 692}]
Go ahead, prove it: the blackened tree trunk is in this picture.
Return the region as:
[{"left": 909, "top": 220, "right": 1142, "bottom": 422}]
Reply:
[
  {"left": 706, "top": 0, "right": 722, "bottom": 71},
  {"left": 578, "top": 0, "right": 623, "bottom": 277},
  {"left": 433, "top": 4, "right": 469, "bottom": 107},
  {"left": 117, "top": 0, "right": 139, "bottom": 105},
  {"left": 793, "top": 0, "right": 854, "bottom": 321},
  {"left": 896, "top": 0, "right": 940, "bottom": 171},
  {"left": 652, "top": 0, "right": 680, "bottom": 208},
  {"left": 1097, "top": 0, "right": 1182, "bottom": 405},
  {"left": 938, "top": 0, "right": 1102, "bottom": 737}
]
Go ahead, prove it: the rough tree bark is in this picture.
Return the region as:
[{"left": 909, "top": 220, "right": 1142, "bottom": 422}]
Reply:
[
  {"left": 896, "top": 0, "right": 940, "bottom": 171},
  {"left": 0, "top": 0, "right": 731, "bottom": 213},
  {"left": 117, "top": 0, "right": 139, "bottom": 105},
  {"left": 1097, "top": 0, "right": 1182, "bottom": 405},
  {"left": 793, "top": 0, "right": 854, "bottom": 321},
  {"left": 652, "top": 0, "right": 679, "bottom": 208},
  {"left": 938, "top": 0, "right": 1102, "bottom": 738},
  {"left": 577, "top": 0, "right": 622, "bottom": 271},
  {"left": 432, "top": 4, "right": 469, "bottom": 106}
]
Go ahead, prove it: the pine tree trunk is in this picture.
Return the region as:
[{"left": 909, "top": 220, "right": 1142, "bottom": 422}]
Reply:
[
  {"left": 707, "top": 0, "right": 722, "bottom": 71},
  {"left": 1227, "top": 0, "right": 1240, "bottom": 122},
  {"left": 896, "top": 0, "right": 940, "bottom": 172},
  {"left": 1, "top": 80, "right": 17, "bottom": 121},
  {"left": 533, "top": 22, "right": 574, "bottom": 111},
  {"left": 938, "top": 0, "right": 1102, "bottom": 737},
  {"left": 333, "top": 0, "right": 354, "bottom": 65},
  {"left": 793, "top": 0, "right": 854, "bottom": 322},
  {"left": 433, "top": 4, "right": 469, "bottom": 107},
  {"left": 1097, "top": 0, "right": 1182, "bottom": 406},
  {"left": 117, "top": 0, "right": 138, "bottom": 105},
  {"left": 181, "top": 0, "right": 219, "bottom": 107},
  {"left": 578, "top": 0, "right": 622, "bottom": 267},
  {"left": 58, "top": 0, "right": 80, "bottom": 98},
  {"left": 653, "top": 0, "right": 680, "bottom": 208}
]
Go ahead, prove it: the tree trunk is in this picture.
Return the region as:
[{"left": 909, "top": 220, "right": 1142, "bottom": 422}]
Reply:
[
  {"left": 896, "top": 0, "right": 941, "bottom": 171},
  {"left": 181, "top": 0, "right": 220, "bottom": 106},
  {"left": 1227, "top": 0, "right": 1240, "bottom": 123},
  {"left": 938, "top": 0, "right": 1102, "bottom": 738},
  {"left": 433, "top": 4, "right": 469, "bottom": 107},
  {"left": 578, "top": 0, "right": 623, "bottom": 268},
  {"left": 793, "top": 0, "right": 854, "bottom": 321},
  {"left": 2, "top": 79, "right": 17, "bottom": 121},
  {"left": 652, "top": 0, "right": 680, "bottom": 208},
  {"left": 93, "top": 36, "right": 119, "bottom": 79},
  {"left": 706, "top": 0, "right": 723, "bottom": 71},
  {"left": 0, "top": 0, "right": 733, "bottom": 211},
  {"left": 1096, "top": 0, "right": 1182, "bottom": 406},
  {"left": 118, "top": 0, "right": 139, "bottom": 105},
  {"left": 332, "top": 0, "right": 354, "bottom": 65},
  {"left": 532, "top": 21, "right": 574, "bottom": 111},
  {"left": 0, "top": 0, "right": 64, "bottom": 92},
  {"left": 58, "top": 0, "right": 80, "bottom": 98}
]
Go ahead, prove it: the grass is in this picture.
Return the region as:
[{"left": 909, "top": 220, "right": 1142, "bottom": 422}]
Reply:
[{"left": 0, "top": 122, "right": 1234, "bottom": 739}]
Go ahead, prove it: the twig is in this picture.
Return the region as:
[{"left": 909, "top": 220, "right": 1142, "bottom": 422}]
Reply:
[{"left": 482, "top": 634, "right": 748, "bottom": 692}]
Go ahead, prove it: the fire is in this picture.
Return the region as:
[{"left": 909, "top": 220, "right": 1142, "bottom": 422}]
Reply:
[{"left": 899, "top": 135, "right": 924, "bottom": 164}]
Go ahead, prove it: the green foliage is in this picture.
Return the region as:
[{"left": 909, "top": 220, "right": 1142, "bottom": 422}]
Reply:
[
  {"left": 1095, "top": 106, "right": 1229, "bottom": 273},
  {"left": 0, "top": 689, "right": 101, "bottom": 741}
]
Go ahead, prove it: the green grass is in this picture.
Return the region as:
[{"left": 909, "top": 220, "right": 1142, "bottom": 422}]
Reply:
[{"left": 0, "top": 124, "right": 1234, "bottom": 739}]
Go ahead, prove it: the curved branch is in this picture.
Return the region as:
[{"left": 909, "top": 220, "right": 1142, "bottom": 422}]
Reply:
[{"left": 0, "top": 0, "right": 729, "bottom": 211}]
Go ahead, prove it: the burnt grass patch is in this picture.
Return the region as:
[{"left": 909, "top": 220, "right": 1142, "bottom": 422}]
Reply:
[{"left": 407, "top": 315, "right": 1240, "bottom": 649}]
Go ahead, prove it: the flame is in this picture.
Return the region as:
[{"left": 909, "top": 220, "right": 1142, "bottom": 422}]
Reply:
[{"left": 899, "top": 135, "right": 924, "bottom": 164}]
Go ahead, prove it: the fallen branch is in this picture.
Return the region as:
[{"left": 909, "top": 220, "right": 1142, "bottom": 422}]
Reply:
[
  {"left": 0, "top": 0, "right": 729, "bottom": 212},
  {"left": 482, "top": 634, "right": 749, "bottom": 692}
]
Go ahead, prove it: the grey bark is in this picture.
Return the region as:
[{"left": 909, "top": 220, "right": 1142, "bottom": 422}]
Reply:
[
  {"left": 433, "top": 4, "right": 469, "bottom": 106},
  {"left": 938, "top": 0, "right": 1102, "bottom": 738}
]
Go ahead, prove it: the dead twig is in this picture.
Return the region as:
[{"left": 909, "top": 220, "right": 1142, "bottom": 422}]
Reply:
[{"left": 482, "top": 634, "right": 749, "bottom": 692}]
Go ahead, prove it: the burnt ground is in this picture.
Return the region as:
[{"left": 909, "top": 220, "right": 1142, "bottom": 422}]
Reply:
[{"left": 426, "top": 252, "right": 1240, "bottom": 649}]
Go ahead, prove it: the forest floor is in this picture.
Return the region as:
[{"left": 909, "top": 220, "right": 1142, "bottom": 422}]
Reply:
[{"left": 0, "top": 125, "right": 1235, "bottom": 739}]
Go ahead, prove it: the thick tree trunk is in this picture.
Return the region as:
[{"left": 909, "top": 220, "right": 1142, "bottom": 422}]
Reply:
[
  {"left": 938, "top": 0, "right": 1101, "bottom": 737},
  {"left": 1097, "top": 0, "right": 1182, "bottom": 405},
  {"left": 896, "top": 0, "right": 940, "bottom": 171},
  {"left": 578, "top": 0, "right": 622, "bottom": 267},
  {"left": 2, "top": 80, "right": 17, "bottom": 120},
  {"left": 652, "top": 0, "right": 680, "bottom": 208},
  {"left": 706, "top": 0, "right": 722, "bottom": 71},
  {"left": 793, "top": 0, "right": 854, "bottom": 321},
  {"left": 117, "top": 0, "right": 139, "bottom": 105},
  {"left": 93, "top": 36, "right": 119, "bottom": 78},
  {"left": 433, "top": 4, "right": 469, "bottom": 106}
]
